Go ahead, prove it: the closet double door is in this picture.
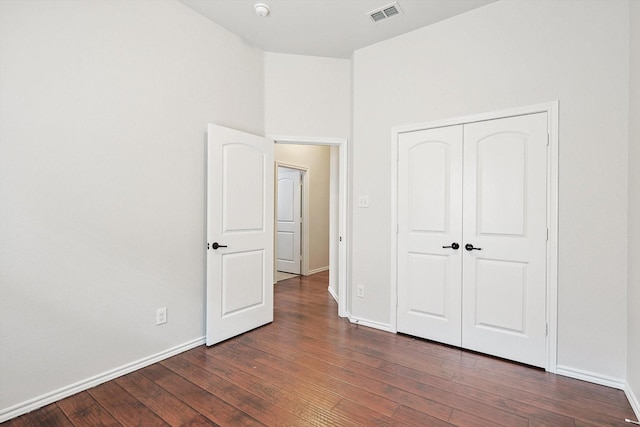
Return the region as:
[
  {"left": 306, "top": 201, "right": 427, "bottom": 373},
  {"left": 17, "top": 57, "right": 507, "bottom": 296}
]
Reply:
[{"left": 397, "top": 113, "right": 548, "bottom": 368}]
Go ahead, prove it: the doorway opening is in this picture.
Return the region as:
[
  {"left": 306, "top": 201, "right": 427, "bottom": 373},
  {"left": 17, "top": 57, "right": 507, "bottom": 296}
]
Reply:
[{"left": 271, "top": 136, "right": 348, "bottom": 318}]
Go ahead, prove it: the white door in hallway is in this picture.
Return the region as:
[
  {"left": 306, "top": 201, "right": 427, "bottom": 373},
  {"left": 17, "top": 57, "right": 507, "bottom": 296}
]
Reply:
[
  {"left": 276, "top": 166, "right": 302, "bottom": 275},
  {"left": 396, "top": 113, "right": 548, "bottom": 368},
  {"left": 206, "top": 124, "right": 274, "bottom": 346}
]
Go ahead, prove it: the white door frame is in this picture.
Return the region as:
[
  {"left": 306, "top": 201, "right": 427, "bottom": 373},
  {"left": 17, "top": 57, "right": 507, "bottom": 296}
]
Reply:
[
  {"left": 275, "top": 162, "right": 308, "bottom": 275},
  {"left": 270, "top": 135, "right": 349, "bottom": 318},
  {"left": 390, "top": 102, "right": 559, "bottom": 372}
]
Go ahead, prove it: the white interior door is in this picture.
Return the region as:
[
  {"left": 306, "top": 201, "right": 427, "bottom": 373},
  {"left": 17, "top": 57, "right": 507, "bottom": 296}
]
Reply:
[
  {"left": 397, "top": 125, "right": 463, "bottom": 346},
  {"left": 396, "top": 113, "right": 548, "bottom": 367},
  {"left": 206, "top": 124, "right": 274, "bottom": 346},
  {"left": 461, "top": 113, "right": 548, "bottom": 367},
  {"left": 276, "top": 167, "right": 302, "bottom": 275}
]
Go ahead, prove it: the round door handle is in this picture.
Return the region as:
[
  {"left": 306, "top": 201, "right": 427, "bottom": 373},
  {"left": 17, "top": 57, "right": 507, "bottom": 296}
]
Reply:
[
  {"left": 442, "top": 243, "right": 460, "bottom": 250},
  {"left": 465, "top": 243, "right": 482, "bottom": 251},
  {"left": 211, "top": 242, "right": 228, "bottom": 250}
]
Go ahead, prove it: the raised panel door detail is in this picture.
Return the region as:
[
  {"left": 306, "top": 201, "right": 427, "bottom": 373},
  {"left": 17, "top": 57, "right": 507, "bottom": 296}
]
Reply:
[
  {"left": 409, "top": 142, "right": 449, "bottom": 233},
  {"left": 476, "top": 133, "right": 527, "bottom": 237},
  {"left": 277, "top": 177, "right": 295, "bottom": 222},
  {"left": 223, "top": 143, "right": 264, "bottom": 233},
  {"left": 474, "top": 259, "right": 527, "bottom": 334},
  {"left": 408, "top": 253, "right": 448, "bottom": 318},
  {"left": 277, "top": 231, "right": 295, "bottom": 262},
  {"left": 221, "top": 250, "right": 264, "bottom": 317}
]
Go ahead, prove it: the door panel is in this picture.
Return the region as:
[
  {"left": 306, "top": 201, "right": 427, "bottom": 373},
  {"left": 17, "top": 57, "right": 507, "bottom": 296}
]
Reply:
[
  {"left": 408, "top": 253, "right": 448, "bottom": 318},
  {"left": 221, "top": 250, "right": 264, "bottom": 316},
  {"left": 476, "top": 136, "right": 526, "bottom": 236},
  {"left": 474, "top": 259, "right": 527, "bottom": 333},
  {"left": 207, "top": 124, "right": 273, "bottom": 346},
  {"left": 462, "top": 113, "right": 548, "bottom": 367},
  {"left": 223, "top": 144, "right": 265, "bottom": 232},
  {"left": 409, "top": 142, "right": 450, "bottom": 232},
  {"left": 276, "top": 167, "right": 302, "bottom": 274},
  {"left": 397, "top": 125, "right": 463, "bottom": 346}
]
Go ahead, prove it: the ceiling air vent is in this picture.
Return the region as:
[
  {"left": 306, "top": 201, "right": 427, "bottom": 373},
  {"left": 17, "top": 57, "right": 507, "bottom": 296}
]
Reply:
[{"left": 368, "top": 2, "right": 403, "bottom": 23}]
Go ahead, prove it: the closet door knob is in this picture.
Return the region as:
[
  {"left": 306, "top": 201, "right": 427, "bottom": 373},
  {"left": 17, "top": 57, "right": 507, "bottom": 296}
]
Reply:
[
  {"left": 465, "top": 243, "right": 482, "bottom": 251},
  {"left": 442, "top": 243, "right": 460, "bottom": 250},
  {"left": 209, "top": 242, "right": 228, "bottom": 250}
]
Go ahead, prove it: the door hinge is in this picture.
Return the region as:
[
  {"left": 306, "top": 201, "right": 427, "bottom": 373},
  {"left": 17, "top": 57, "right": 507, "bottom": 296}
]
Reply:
[
  {"left": 397, "top": 224, "right": 399, "bottom": 234},
  {"left": 546, "top": 228, "right": 549, "bottom": 241},
  {"left": 547, "top": 133, "right": 550, "bottom": 146},
  {"left": 545, "top": 323, "right": 549, "bottom": 336}
]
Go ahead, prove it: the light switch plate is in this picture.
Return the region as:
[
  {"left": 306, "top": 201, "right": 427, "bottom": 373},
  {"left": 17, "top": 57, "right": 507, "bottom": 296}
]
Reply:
[{"left": 357, "top": 196, "right": 370, "bottom": 208}]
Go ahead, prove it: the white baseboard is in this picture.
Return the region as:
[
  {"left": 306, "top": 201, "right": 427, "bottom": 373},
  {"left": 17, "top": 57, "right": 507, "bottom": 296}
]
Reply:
[
  {"left": 626, "top": 382, "right": 640, "bottom": 421},
  {"left": 328, "top": 286, "right": 339, "bottom": 303},
  {"left": 348, "top": 315, "right": 392, "bottom": 333},
  {"left": 0, "top": 337, "right": 205, "bottom": 424},
  {"left": 308, "top": 266, "right": 329, "bottom": 275},
  {"left": 556, "top": 365, "right": 626, "bottom": 390}
]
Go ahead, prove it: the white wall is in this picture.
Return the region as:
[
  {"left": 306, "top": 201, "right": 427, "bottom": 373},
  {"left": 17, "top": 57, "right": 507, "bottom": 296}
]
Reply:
[
  {"left": 628, "top": 0, "right": 640, "bottom": 416},
  {"left": 0, "top": 0, "right": 263, "bottom": 415},
  {"left": 264, "top": 52, "right": 350, "bottom": 138},
  {"left": 351, "top": 0, "right": 629, "bottom": 381},
  {"left": 264, "top": 52, "right": 350, "bottom": 297},
  {"left": 275, "top": 144, "right": 331, "bottom": 272}
]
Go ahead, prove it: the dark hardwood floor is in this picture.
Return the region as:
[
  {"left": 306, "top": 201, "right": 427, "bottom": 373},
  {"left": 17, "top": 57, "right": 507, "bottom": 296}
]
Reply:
[{"left": 4, "top": 271, "right": 636, "bottom": 426}]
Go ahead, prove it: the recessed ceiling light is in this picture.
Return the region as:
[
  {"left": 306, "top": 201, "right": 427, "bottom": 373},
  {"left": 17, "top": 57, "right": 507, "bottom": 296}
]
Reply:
[{"left": 254, "top": 3, "right": 270, "bottom": 17}]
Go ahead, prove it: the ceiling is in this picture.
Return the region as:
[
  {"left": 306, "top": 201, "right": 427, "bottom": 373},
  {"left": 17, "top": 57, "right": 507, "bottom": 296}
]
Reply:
[{"left": 178, "top": 0, "right": 496, "bottom": 59}]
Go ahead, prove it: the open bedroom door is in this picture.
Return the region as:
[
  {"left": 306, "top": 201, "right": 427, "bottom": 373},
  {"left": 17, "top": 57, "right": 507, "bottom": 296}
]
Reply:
[{"left": 206, "top": 124, "right": 274, "bottom": 346}]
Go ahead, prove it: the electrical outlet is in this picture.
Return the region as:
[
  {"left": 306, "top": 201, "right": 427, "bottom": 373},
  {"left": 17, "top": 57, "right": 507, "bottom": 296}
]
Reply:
[
  {"left": 156, "top": 307, "right": 167, "bottom": 325},
  {"left": 357, "top": 285, "right": 364, "bottom": 298}
]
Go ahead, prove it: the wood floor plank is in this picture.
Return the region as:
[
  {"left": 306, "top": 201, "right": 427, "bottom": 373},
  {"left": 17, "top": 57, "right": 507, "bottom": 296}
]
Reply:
[
  {"left": 375, "top": 359, "right": 562, "bottom": 420},
  {"left": 330, "top": 399, "right": 391, "bottom": 426},
  {"left": 115, "top": 370, "right": 217, "bottom": 427},
  {"left": 447, "top": 409, "right": 512, "bottom": 427},
  {"left": 390, "top": 405, "right": 455, "bottom": 427},
  {"left": 341, "top": 358, "right": 529, "bottom": 427},
  {"left": 246, "top": 326, "right": 383, "bottom": 369},
  {"left": 3, "top": 404, "right": 72, "bottom": 427},
  {"left": 5, "top": 270, "right": 636, "bottom": 427},
  {"left": 88, "top": 381, "right": 169, "bottom": 427},
  {"left": 292, "top": 355, "right": 454, "bottom": 422},
  {"left": 56, "top": 391, "right": 122, "bottom": 426},
  {"left": 251, "top": 355, "right": 399, "bottom": 416},
  {"left": 449, "top": 368, "right": 632, "bottom": 426},
  {"left": 161, "top": 353, "right": 322, "bottom": 426},
  {"left": 141, "top": 362, "right": 265, "bottom": 427},
  {"left": 177, "top": 347, "right": 369, "bottom": 426},
  {"left": 212, "top": 347, "right": 398, "bottom": 416}
]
